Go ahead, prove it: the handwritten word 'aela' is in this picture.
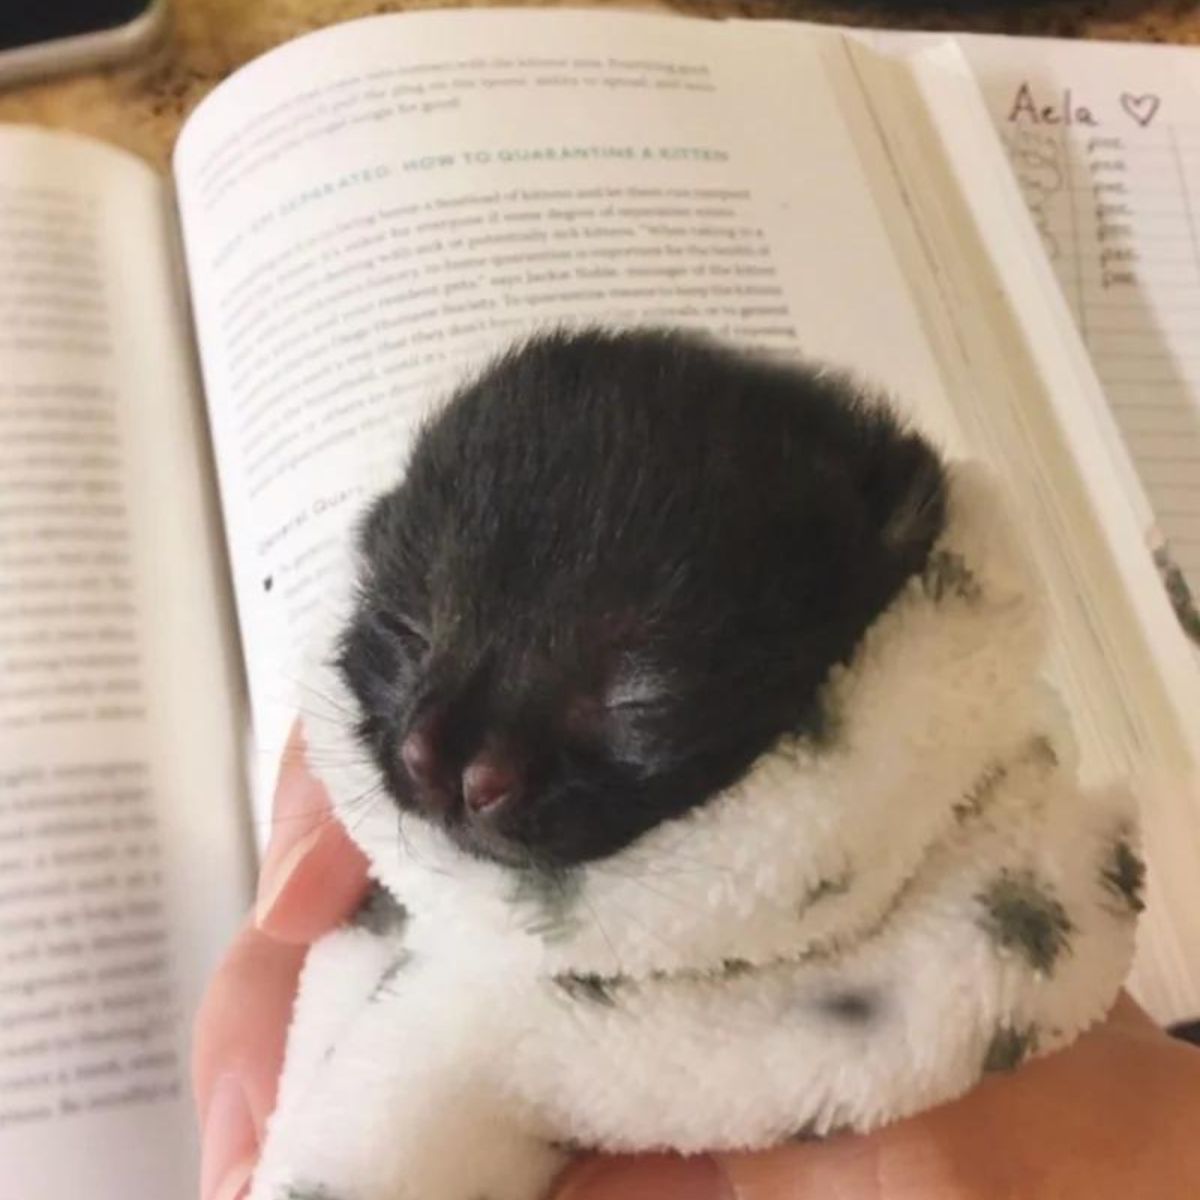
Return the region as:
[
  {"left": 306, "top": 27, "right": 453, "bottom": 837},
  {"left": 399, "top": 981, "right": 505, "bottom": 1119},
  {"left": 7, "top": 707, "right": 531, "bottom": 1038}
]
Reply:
[{"left": 1007, "top": 83, "right": 1162, "bottom": 128}]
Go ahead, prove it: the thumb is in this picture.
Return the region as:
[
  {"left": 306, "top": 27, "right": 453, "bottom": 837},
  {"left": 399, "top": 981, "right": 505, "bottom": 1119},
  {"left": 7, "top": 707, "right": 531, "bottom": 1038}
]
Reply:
[
  {"left": 255, "top": 719, "right": 370, "bottom": 943},
  {"left": 554, "top": 1139, "right": 887, "bottom": 1200},
  {"left": 555, "top": 1154, "right": 728, "bottom": 1200},
  {"left": 718, "top": 1138, "right": 886, "bottom": 1199}
]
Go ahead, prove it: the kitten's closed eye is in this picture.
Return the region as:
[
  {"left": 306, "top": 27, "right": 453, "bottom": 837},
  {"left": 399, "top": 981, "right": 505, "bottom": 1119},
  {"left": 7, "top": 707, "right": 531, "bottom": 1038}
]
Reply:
[
  {"left": 604, "top": 660, "right": 675, "bottom": 713},
  {"left": 373, "top": 611, "right": 430, "bottom": 653},
  {"left": 338, "top": 328, "right": 946, "bottom": 868}
]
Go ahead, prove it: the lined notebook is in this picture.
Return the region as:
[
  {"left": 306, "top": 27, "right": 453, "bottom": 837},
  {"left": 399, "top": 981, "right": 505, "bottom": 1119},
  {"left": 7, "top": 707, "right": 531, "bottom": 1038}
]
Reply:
[{"left": 872, "top": 30, "right": 1200, "bottom": 638}]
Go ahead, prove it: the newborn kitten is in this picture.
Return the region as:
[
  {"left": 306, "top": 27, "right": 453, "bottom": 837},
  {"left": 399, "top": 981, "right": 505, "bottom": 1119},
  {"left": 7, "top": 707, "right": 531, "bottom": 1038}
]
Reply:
[
  {"left": 337, "top": 327, "right": 946, "bottom": 868},
  {"left": 255, "top": 327, "right": 1139, "bottom": 1200}
]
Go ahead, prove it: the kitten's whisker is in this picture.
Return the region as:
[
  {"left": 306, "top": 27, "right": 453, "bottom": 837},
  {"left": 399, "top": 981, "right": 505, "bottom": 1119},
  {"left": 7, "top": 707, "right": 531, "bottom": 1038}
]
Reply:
[
  {"left": 253, "top": 750, "right": 375, "bottom": 773},
  {"left": 265, "top": 751, "right": 379, "bottom": 774},
  {"left": 256, "top": 781, "right": 387, "bottom": 847},
  {"left": 255, "top": 805, "right": 355, "bottom": 843},
  {"left": 278, "top": 674, "right": 360, "bottom": 721},
  {"left": 589, "top": 863, "right": 700, "bottom": 916},
  {"left": 578, "top": 889, "right": 625, "bottom": 978},
  {"left": 342, "top": 787, "right": 387, "bottom": 842},
  {"left": 595, "top": 830, "right": 736, "bottom": 880},
  {"left": 598, "top": 853, "right": 731, "bottom": 882},
  {"left": 578, "top": 884, "right": 683, "bottom": 959},
  {"left": 336, "top": 782, "right": 388, "bottom": 817}
]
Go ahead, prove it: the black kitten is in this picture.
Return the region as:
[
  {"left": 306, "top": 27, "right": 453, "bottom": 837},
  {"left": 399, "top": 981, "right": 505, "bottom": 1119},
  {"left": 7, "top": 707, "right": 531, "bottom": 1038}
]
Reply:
[{"left": 337, "top": 328, "right": 945, "bottom": 868}]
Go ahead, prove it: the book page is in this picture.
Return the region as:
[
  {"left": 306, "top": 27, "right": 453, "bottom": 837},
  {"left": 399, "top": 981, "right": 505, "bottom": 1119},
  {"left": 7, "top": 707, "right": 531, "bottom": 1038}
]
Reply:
[
  {"left": 858, "top": 27, "right": 1200, "bottom": 1021},
  {"left": 171, "top": 9, "right": 967, "bottom": 833},
  {"left": 873, "top": 30, "right": 1200, "bottom": 648},
  {"left": 840, "top": 40, "right": 1200, "bottom": 1021},
  {"left": 0, "top": 128, "right": 251, "bottom": 1200}
]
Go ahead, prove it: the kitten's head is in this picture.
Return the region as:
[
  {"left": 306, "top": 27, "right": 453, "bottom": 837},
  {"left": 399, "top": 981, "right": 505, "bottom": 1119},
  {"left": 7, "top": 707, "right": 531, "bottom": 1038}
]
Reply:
[{"left": 337, "top": 329, "right": 945, "bottom": 869}]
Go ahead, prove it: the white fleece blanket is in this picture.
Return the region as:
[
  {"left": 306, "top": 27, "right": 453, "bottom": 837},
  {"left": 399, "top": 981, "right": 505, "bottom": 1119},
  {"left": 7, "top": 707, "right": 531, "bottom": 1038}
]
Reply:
[{"left": 249, "top": 464, "right": 1143, "bottom": 1200}]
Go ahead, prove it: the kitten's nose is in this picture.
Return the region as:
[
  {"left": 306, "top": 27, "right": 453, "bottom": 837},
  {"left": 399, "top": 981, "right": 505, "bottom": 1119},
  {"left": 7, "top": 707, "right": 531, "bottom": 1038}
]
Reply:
[
  {"left": 462, "top": 755, "right": 520, "bottom": 815},
  {"left": 400, "top": 726, "right": 437, "bottom": 785}
]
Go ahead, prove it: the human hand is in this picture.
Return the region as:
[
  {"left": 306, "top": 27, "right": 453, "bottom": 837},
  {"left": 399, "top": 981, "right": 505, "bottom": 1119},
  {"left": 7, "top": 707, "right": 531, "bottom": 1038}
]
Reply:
[
  {"left": 193, "top": 726, "right": 1200, "bottom": 1200},
  {"left": 558, "top": 989, "right": 1200, "bottom": 1199},
  {"left": 193, "top": 722, "right": 370, "bottom": 1200}
]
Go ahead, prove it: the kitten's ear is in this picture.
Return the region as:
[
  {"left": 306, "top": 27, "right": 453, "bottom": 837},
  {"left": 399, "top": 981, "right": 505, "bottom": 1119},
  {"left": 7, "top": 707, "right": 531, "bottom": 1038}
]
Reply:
[
  {"left": 864, "top": 423, "right": 947, "bottom": 577},
  {"left": 354, "top": 486, "right": 426, "bottom": 589},
  {"left": 356, "top": 493, "right": 394, "bottom": 568}
]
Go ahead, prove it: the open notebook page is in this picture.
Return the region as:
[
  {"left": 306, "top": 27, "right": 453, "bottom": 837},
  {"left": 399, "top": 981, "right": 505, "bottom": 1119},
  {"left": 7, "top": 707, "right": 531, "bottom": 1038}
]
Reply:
[
  {"left": 872, "top": 29, "right": 1200, "bottom": 645},
  {"left": 840, "top": 41, "right": 1200, "bottom": 1020},
  {"left": 0, "top": 128, "right": 251, "bottom": 1200},
  {"left": 886, "top": 31, "right": 1200, "bottom": 1019},
  {"left": 171, "top": 9, "right": 968, "bottom": 836}
]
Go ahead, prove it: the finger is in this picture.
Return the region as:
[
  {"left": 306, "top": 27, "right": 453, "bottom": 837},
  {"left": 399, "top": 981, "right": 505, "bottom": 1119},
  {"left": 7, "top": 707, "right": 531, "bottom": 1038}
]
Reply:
[
  {"left": 553, "top": 1143, "right": 891, "bottom": 1200},
  {"left": 193, "top": 916, "right": 308, "bottom": 1200},
  {"left": 255, "top": 719, "right": 370, "bottom": 942},
  {"left": 1107, "top": 989, "right": 1168, "bottom": 1038},
  {"left": 555, "top": 1153, "right": 724, "bottom": 1200},
  {"left": 719, "top": 996, "right": 1200, "bottom": 1200},
  {"left": 720, "top": 1135, "right": 892, "bottom": 1200}
]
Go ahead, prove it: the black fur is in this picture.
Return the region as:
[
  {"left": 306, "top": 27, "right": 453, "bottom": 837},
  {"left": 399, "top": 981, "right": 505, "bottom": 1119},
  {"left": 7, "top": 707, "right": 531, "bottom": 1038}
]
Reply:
[{"left": 336, "top": 328, "right": 945, "bottom": 867}]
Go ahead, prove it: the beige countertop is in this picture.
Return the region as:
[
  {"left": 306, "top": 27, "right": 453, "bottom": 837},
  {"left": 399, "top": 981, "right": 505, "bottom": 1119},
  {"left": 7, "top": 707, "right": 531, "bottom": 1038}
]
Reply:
[{"left": 2, "top": 0, "right": 1199, "bottom": 170}]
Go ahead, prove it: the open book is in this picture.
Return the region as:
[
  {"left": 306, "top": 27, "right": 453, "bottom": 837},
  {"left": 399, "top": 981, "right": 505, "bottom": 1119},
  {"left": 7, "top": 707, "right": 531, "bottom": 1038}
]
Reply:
[{"left": 3, "top": 9, "right": 1200, "bottom": 1198}]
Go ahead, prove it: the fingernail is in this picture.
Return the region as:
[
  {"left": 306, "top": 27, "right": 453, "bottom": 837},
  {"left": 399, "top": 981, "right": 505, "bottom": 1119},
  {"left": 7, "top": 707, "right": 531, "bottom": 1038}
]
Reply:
[
  {"left": 201, "top": 1074, "right": 258, "bottom": 1200},
  {"left": 255, "top": 823, "right": 324, "bottom": 929},
  {"left": 557, "top": 1153, "right": 729, "bottom": 1200}
]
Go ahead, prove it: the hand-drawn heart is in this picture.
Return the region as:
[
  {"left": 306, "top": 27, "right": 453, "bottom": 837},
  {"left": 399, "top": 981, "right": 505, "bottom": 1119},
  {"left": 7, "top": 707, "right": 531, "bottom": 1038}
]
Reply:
[{"left": 1120, "top": 93, "right": 1161, "bottom": 127}]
